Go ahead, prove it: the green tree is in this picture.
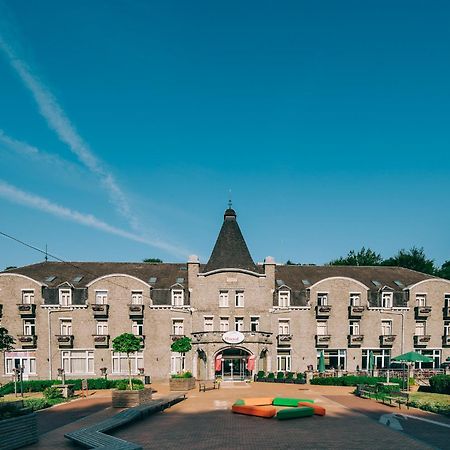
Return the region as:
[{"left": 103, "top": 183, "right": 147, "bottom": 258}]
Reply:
[
  {"left": 0, "top": 327, "right": 15, "bottom": 352},
  {"left": 142, "top": 258, "right": 163, "bottom": 264},
  {"left": 112, "top": 333, "right": 142, "bottom": 389},
  {"left": 171, "top": 337, "right": 192, "bottom": 373},
  {"left": 329, "top": 247, "right": 383, "bottom": 266},
  {"left": 382, "top": 246, "right": 436, "bottom": 275},
  {"left": 437, "top": 260, "right": 450, "bottom": 280}
]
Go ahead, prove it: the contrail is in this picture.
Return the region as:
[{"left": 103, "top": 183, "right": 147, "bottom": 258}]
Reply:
[
  {"left": 0, "top": 30, "right": 139, "bottom": 231},
  {"left": 0, "top": 180, "right": 188, "bottom": 258}
]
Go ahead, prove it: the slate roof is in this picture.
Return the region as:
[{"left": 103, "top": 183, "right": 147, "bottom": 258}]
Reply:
[{"left": 204, "top": 208, "right": 258, "bottom": 272}]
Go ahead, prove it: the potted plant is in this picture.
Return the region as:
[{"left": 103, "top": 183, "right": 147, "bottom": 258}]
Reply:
[
  {"left": 266, "top": 372, "right": 275, "bottom": 383},
  {"left": 111, "top": 333, "right": 152, "bottom": 407},
  {"left": 256, "top": 370, "right": 265, "bottom": 382},
  {"left": 285, "top": 372, "right": 295, "bottom": 384},
  {"left": 170, "top": 337, "right": 195, "bottom": 391},
  {"left": 276, "top": 372, "right": 285, "bottom": 383}
]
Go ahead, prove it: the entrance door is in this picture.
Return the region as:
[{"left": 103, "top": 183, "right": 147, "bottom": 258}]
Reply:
[{"left": 217, "top": 348, "right": 251, "bottom": 381}]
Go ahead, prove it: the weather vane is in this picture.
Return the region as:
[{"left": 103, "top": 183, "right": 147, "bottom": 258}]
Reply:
[{"left": 228, "top": 189, "right": 232, "bottom": 209}]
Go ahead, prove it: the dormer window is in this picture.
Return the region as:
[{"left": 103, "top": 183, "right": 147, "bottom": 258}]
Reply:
[
  {"left": 381, "top": 292, "right": 393, "bottom": 308},
  {"left": 317, "top": 293, "right": 328, "bottom": 306},
  {"left": 131, "top": 291, "right": 143, "bottom": 305},
  {"left": 278, "top": 290, "right": 290, "bottom": 307},
  {"left": 22, "top": 290, "right": 35, "bottom": 304},
  {"left": 172, "top": 289, "right": 184, "bottom": 306},
  {"left": 59, "top": 289, "right": 72, "bottom": 306},
  {"left": 349, "top": 293, "right": 361, "bottom": 306},
  {"left": 95, "top": 290, "right": 108, "bottom": 305},
  {"left": 416, "top": 294, "right": 426, "bottom": 307}
]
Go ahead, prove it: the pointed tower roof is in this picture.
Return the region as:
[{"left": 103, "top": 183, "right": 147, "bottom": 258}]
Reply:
[{"left": 204, "top": 207, "right": 257, "bottom": 272}]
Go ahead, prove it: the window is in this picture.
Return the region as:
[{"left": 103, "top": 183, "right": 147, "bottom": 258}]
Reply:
[
  {"left": 235, "top": 291, "right": 244, "bottom": 307},
  {"left": 219, "top": 291, "right": 229, "bottom": 308},
  {"left": 278, "top": 290, "right": 290, "bottom": 307},
  {"left": 234, "top": 317, "right": 244, "bottom": 331},
  {"left": 414, "top": 349, "right": 441, "bottom": 369},
  {"left": 381, "top": 292, "right": 393, "bottom": 308},
  {"left": 278, "top": 319, "right": 290, "bottom": 335},
  {"left": 172, "top": 319, "right": 184, "bottom": 335},
  {"left": 445, "top": 321, "right": 450, "bottom": 336},
  {"left": 170, "top": 352, "right": 185, "bottom": 374},
  {"left": 132, "top": 320, "right": 144, "bottom": 336},
  {"left": 220, "top": 317, "right": 229, "bottom": 332},
  {"left": 415, "top": 321, "right": 426, "bottom": 336},
  {"left": 23, "top": 319, "right": 35, "bottom": 336},
  {"left": 112, "top": 352, "right": 143, "bottom": 374},
  {"left": 62, "top": 350, "right": 94, "bottom": 374},
  {"left": 416, "top": 294, "right": 426, "bottom": 307},
  {"left": 446, "top": 294, "right": 450, "bottom": 307},
  {"left": 349, "top": 293, "right": 361, "bottom": 306},
  {"left": 22, "top": 290, "right": 34, "bottom": 304},
  {"left": 317, "top": 321, "right": 328, "bottom": 336},
  {"left": 381, "top": 320, "right": 392, "bottom": 336},
  {"left": 362, "top": 349, "right": 390, "bottom": 370},
  {"left": 318, "top": 349, "right": 346, "bottom": 370},
  {"left": 349, "top": 320, "right": 360, "bottom": 336},
  {"left": 131, "top": 291, "right": 143, "bottom": 305},
  {"left": 317, "top": 293, "right": 328, "bottom": 306},
  {"left": 95, "top": 290, "right": 108, "bottom": 305},
  {"left": 4, "top": 353, "right": 37, "bottom": 375},
  {"left": 60, "top": 319, "right": 72, "bottom": 335},
  {"left": 250, "top": 316, "right": 260, "bottom": 332},
  {"left": 277, "top": 350, "right": 291, "bottom": 372},
  {"left": 204, "top": 316, "right": 214, "bottom": 332},
  {"left": 171, "top": 289, "right": 184, "bottom": 306},
  {"left": 96, "top": 321, "right": 108, "bottom": 335},
  {"left": 59, "top": 289, "right": 72, "bottom": 306}
]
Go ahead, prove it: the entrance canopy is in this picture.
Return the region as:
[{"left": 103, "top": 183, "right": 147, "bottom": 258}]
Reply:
[{"left": 215, "top": 347, "right": 253, "bottom": 381}]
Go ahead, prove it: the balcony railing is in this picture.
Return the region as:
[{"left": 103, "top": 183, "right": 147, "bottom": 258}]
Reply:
[
  {"left": 56, "top": 334, "right": 74, "bottom": 348},
  {"left": 277, "top": 334, "right": 293, "bottom": 344},
  {"left": 93, "top": 334, "right": 110, "bottom": 348},
  {"left": 315, "top": 305, "right": 332, "bottom": 318},
  {"left": 443, "top": 335, "right": 450, "bottom": 347},
  {"left": 414, "top": 335, "right": 431, "bottom": 347},
  {"left": 348, "top": 305, "right": 364, "bottom": 318},
  {"left": 414, "top": 306, "right": 432, "bottom": 319},
  {"left": 348, "top": 334, "right": 364, "bottom": 346},
  {"left": 91, "top": 304, "right": 109, "bottom": 318},
  {"left": 128, "top": 304, "right": 144, "bottom": 318},
  {"left": 191, "top": 331, "right": 272, "bottom": 345},
  {"left": 17, "top": 303, "right": 36, "bottom": 317},
  {"left": 379, "top": 335, "right": 396, "bottom": 346},
  {"left": 444, "top": 306, "right": 450, "bottom": 320},
  {"left": 18, "top": 334, "right": 37, "bottom": 348},
  {"left": 315, "top": 335, "right": 331, "bottom": 347}
]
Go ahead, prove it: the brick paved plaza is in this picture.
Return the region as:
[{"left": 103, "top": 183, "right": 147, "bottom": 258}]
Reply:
[{"left": 23, "top": 382, "right": 450, "bottom": 450}]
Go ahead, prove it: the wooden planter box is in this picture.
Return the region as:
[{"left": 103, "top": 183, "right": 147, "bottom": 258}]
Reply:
[
  {"left": 169, "top": 377, "right": 196, "bottom": 391},
  {"left": 111, "top": 387, "right": 152, "bottom": 408},
  {"left": 0, "top": 412, "right": 38, "bottom": 449}
]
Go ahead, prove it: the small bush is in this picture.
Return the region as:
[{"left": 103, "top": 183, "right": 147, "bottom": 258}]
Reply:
[
  {"left": 296, "top": 372, "right": 305, "bottom": 380},
  {"left": 285, "top": 372, "right": 294, "bottom": 380},
  {"left": 115, "top": 380, "right": 144, "bottom": 391},
  {"left": 171, "top": 371, "right": 193, "bottom": 379},
  {"left": 276, "top": 372, "right": 285, "bottom": 380},
  {"left": 43, "top": 386, "right": 63, "bottom": 399},
  {"left": 267, "top": 372, "right": 275, "bottom": 379},
  {"left": 310, "top": 376, "right": 402, "bottom": 387},
  {"left": 257, "top": 370, "right": 265, "bottom": 379},
  {"left": 429, "top": 375, "right": 450, "bottom": 395}
]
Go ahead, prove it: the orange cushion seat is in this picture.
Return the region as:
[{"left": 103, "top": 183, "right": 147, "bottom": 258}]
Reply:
[
  {"left": 232, "top": 404, "right": 277, "bottom": 418},
  {"left": 236, "top": 397, "right": 274, "bottom": 406},
  {"left": 298, "top": 401, "right": 326, "bottom": 416}
]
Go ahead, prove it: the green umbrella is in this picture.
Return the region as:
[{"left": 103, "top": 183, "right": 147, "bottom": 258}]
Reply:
[
  {"left": 318, "top": 351, "right": 325, "bottom": 373},
  {"left": 368, "top": 351, "right": 375, "bottom": 371},
  {"left": 392, "top": 351, "right": 433, "bottom": 363}
]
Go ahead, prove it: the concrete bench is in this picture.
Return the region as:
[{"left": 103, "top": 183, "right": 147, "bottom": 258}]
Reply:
[{"left": 65, "top": 393, "right": 186, "bottom": 449}]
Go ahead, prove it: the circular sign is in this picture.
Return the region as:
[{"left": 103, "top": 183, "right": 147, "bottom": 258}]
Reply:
[{"left": 222, "top": 331, "right": 245, "bottom": 344}]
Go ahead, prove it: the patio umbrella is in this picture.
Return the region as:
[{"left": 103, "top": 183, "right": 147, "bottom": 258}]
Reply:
[
  {"left": 392, "top": 352, "right": 433, "bottom": 391},
  {"left": 318, "top": 351, "right": 325, "bottom": 373},
  {"left": 368, "top": 351, "right": 375, "bottom": 374}
]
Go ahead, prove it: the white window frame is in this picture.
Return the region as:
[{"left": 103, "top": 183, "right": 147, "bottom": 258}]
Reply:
[
  {"left": 381, "top": 320, "right": 392, "bottom": 336},
  {"left": 4, "top": 353, "right": 37, "bottom": 375},
  {"left": 96, "top": 321, "right": 108, "bottom": 335},
  {"left": 132, "top": 320, "right": 144, "bottom": 336},
  {"left": 170, "top": 352, "right": 185, "bottom": 374},
  {"left": 171, "top": 289, "right": 184, "bottom": 306},
  {"left": 60, "top": 319, "right": 73, "bottom": 335},
  {"left": 317, "top": 293, "right": 328, "bottom": 306},
  {"left": 131, "top": 291, "right": 143, "bottom": 305},
  {"left": 278, "top": 290, "right": 290, "bottom": 308},
  {"left": 59, "top": 289, "right": 72, "bottom": 306},
  {"left": 95, "top": 290, "right": 108, "bottom": 305},
  {"left": 204, "top": 316, "right": 214, "bottom": 332},
  {"left": 219, "top": 291, "right": 229, "bottom": 308},
  {"left": 415, "top": 321, "right": 426, "bottom": 336},
  {"left": 349, "top": 293, "right": 361, "bottom": 306},
  {"left": 445, "top": 321, "right": 450, "bottom": 336},
  {"left": 234, "top": 317, "right": 244, "bottom": 332},
  {"left": 112, "top": 351, "right": 144, "bottom": 375},
  {"left": 349, "top": 320, "right": 360, "bottom": 336},
  {"left": 23, "top": 319, "right": 36, "bottom": 336},
  {"left": 235, "top": 291, "right": 245, "bottom": 308},
  {"left": 250, "top": 316, "right": 260, "bottom": 332},
  {"left": 220, "top": 317, "right": 229, "bottom": 332},
  {"left": 415, "top": 294, "right": 427, "bottom": 307},
  {"left": 317, "top": 320, "right": 328, "bottom": 336},
  {"left": 278, "top": 319, "right": 290, "bottom": 335},
  {"left": 21, "top": 290, "right": 35, "bottom": 304},
  {"left": 277, "top": 352, "right": 292, "bottom": 372},
  {"left": 381, "top": 292, "right": 393, "bottom": 308},
  {"left": 172, "top": 319, "right": 184, "bottom": 335},
  {"left": 62, "top": 350, "right": 94, "bottom": 374}
]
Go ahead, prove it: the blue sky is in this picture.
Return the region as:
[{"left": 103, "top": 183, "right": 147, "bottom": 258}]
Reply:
[{"left": 0, "top": 0, "right": 449, "bottom": 270}]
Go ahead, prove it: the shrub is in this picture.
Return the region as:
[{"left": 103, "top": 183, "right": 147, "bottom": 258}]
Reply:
[
  {"left": 285, "top": 372, "right": 294, "bottom": 380},
  {"left": 43, "top": 386, "right": 63, "bottom": 399},
  {"left": 267, "top": 372, "right": 275, "bottom": 379},
  {"left": 296, "top": 372, "right": 305, "bottom": 380},
  {"left": 257, "top": 370, "right": 265, "bottom": 379},
  {"left": 115, "top": 380, "right": 144, "bottom": 391},
  {"left": 276, "top": 372, "right": 285, "bottom": 380},
  {"left": 429, "top": 375, "right": 450, "bottom": 395},
  {"left": 310, "top": 376, "right": 402, "bottom": 386},
  {"left": 171, "top": 371, "right": 193, "bottom": 379}
]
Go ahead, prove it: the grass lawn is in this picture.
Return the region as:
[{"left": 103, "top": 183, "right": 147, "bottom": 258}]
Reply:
[{"left": 409, "top": 392, "right": 450, "bottom": 416}]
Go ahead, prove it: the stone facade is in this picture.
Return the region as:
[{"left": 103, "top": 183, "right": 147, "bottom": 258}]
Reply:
[{"left": 0, "top": 208, "right": 449, "bottom": 383}]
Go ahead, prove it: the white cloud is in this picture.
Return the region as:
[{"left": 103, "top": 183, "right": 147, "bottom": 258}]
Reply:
[{"left": 0, "top": 180, "right": 188, "bottom": 258}]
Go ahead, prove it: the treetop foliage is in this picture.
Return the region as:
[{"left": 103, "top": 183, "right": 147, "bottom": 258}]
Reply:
[
  {"left": 171, "top": 336, "right": 192, "bottom": 353},
  {"left": 0, "top": 327, "right": 15, "bottom": 352},
  {"left": 142, "top": 258, "right": 163, "bottom": 263},
  {"left": 112, "top": 333, "right": 142, "bottom": 354}
]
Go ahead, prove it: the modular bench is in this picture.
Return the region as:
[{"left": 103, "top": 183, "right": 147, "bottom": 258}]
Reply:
[{"left": 199, "top": 381, "right": 220, "bottom": 392}]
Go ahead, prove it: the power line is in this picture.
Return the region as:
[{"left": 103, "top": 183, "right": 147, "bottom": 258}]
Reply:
[{"left": 0, "top": 230, "right": 162, "bottom": 303}]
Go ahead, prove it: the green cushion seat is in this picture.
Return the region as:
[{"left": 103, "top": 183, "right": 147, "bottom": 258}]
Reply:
[
  {"left": 233, "top": 399, "right": 245, "bottom": 406},
  {"left": 276, "top": 406, "right": 314, "bottom": 420},
  {"left": 272, "top": 397, "right": 314, "bottom": 407}
]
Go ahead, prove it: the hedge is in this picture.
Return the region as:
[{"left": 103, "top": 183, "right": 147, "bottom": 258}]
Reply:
[
  {"left": 0, "top": 378, "right": 143, "bottom": 396},
  {"left": 310, "top": 376, "right": 402, "bottom": 386},
  {"left": 429, "top": 375, "right": 450, "bottom": 395}
]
